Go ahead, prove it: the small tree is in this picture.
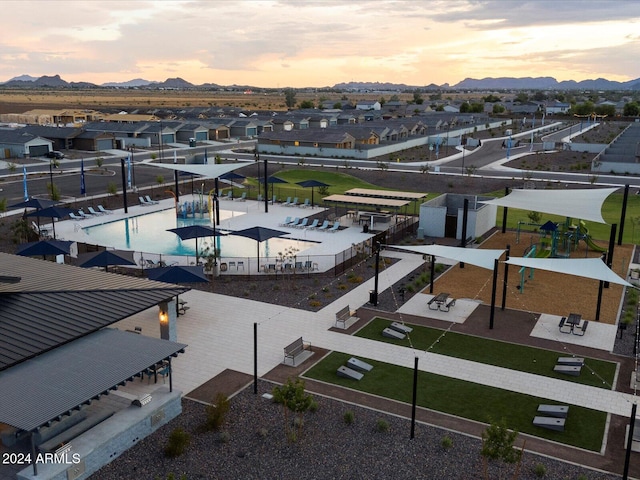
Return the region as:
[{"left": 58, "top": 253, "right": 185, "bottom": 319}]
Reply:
[
  {"left": 272, "top": 377, "right": 314, "bottom": 443},
  {"left": 284, "top": 88, "right": 296, "bottom": 109},
  {"left": 203, "top": 393, "right": 230, "bottom": 431},
  {"left": 527, "top": 211, "right": 542, "bottom": 225},
  {"left": 480, "top": 418, "right": 524, "bottom": 480},
  {"left": 154, "top": 175, "right": 164, "bottom": 198},
  {"left": 96, "top": 157, "right": 104, "bottom": 169},
  {"left": 107, "top": 182, "right": 118, "bottom": 197}
]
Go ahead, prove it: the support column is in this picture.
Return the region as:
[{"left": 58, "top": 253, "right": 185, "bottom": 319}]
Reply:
[{"left": 159, "top": 300, "right": 177, "bottom": 341}]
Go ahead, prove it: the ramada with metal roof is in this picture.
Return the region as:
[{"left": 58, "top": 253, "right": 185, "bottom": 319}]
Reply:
[{"left": 0, "top": 252, "right": 188, "bottom": 436}]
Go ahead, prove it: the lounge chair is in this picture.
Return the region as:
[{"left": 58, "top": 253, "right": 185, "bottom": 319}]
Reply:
[
  {"left": 290, "top": 197, "right": 299, "bottom": 207},
  {"left": 97, "top": 205, "right": 113, "bottom": 214},
  {"left": 145, "top": 259, "right": 159, "bottom": 268},
  {"left": 295, "top": 218, "right": 309, "bottom": 229},
  {"left": 145, "top": 195, "right": 159, "bottom": 205},
  {"left": 87, "top": 206, "right": 103, "bottom": 216},
  {"left": 32, "top": 221, "right": 50, "bottom": 237},
  {"left": 287, "top": 217, "right": 301, "bottom": 227},
  {"left": 77, "top": 209, "right": 93, "bottom": 219},
  {"left": 300, "top": 198, "right": 310, "bottom": 208},
  {"left": 229, "top": 261, "right": 236, "bottom": 270},
  {"left": 237, "top": 192, "right": 247, "bottom": 201},
  {"left": 69, "top": 212, "right": 84, "bottom": 220},
  {"left": 282, "top": 197, "right": 292, "bottom": 207},
  {"left": 139, "top": 196, "right": 151, "bottom": 206},
  {"left": 316, "top": 220, "right": 330, "bottom": 231},
  {"left": 271, "top": 195, "right": 278, "bottom": 204},
  {"left": 327, "top": 221, "right": 340, "bottom": 233},
  {"left": 157, "top": 260, "right": 178, "bottom": 267},
  {"left": 279, "top": 216, "right": 292, "bottom": 227},
  {"left": 257, "top": 194, "right": 263, "bottom": 202},
  {"left": 306, "top": 219, "right": 319, "bottom": 229}
]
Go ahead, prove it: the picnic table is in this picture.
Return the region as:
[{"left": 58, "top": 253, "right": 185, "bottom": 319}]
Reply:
[
  {"left": 566, "top": 313, "right": 581, "bottom": 332},
  {"left": 428, "top": 292, "right": 455, "bottom": 311}
]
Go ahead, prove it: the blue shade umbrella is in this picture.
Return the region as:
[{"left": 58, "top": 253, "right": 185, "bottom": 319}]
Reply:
[
  {"left": 22, "top": 166, "right": 28, "bottom": 201},
  {"left": 9, "top": 197, "right": 57, "bottom": 210},
  {"left": 78, "top": 249, "right": 136, "bottom": 272},
  {"left": 230, "top": 226, "right": 289, "bottom": 272},
  {"left": 167, "top": 225, "right": 225, "bottom": 263},
  {"left": 262, "top": 176, "right": 287, "bottom": 201},
  {"left": 296, "top": 179, "right": 330, "bottom": 207},
  {"left": 17, "top": 240, "right": 73, "bottom": 258},
  {"left": 26, "top": 206, "right": 75, "bottom": 239},
  {"left": 147, "top": 265, "right": 209, "bottom": 283}
]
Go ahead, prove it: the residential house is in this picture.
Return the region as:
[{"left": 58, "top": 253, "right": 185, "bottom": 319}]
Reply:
[
  {"left": 356, "top": 100, "right": 381, "bottom": 111},
  {"left": 0, "top": 129, "right": 53, "bottom": 159}
]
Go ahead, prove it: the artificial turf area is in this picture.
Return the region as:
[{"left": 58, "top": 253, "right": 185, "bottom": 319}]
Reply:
[
  {"left": 304, "top": 351, "right": 608, "bottom": 452},
  {"left": 356, "top": 317, "right": 617, "bottom": 389}
]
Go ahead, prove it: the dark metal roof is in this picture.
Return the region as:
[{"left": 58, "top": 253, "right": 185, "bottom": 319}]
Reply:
[
  {"left": 0, "top": 328, "right": 187, "bottom": 432},
  {"left": 0, "top": 253, "right": 188, "bottom": 370},
  {"left": 0, "top": 289, "right": 184, "bottom": 370}
]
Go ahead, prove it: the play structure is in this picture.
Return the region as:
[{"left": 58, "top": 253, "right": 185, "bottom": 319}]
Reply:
[
  {"left": 516, "top": 217, "right": 606, "bottom": 259},
  {"left": 176, "top": 190, "right": 210, "bottom": 218}
]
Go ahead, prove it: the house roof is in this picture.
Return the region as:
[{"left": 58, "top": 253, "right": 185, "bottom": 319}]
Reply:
[
  {"left": 0, "top": 252, "right": 187, "bottom": 371},
  {"left": 20, "top": 126, "right": 82, "bottom": 139},
  {"left": 0, "top": 328, "right": 187, "bottom": 432}
]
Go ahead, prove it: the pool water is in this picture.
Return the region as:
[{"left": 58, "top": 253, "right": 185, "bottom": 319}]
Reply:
[{"left": 83, "top": 209, "right": 316, "bottom": 257}]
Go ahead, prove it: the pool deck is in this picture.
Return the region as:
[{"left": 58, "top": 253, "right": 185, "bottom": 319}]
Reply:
[{"left": 54, "top": 197, "right": 377, "bottom": 272}]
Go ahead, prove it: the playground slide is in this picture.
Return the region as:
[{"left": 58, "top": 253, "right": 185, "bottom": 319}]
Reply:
[{"left": 579, "top": 220, "right": 607, "bottom": 253}]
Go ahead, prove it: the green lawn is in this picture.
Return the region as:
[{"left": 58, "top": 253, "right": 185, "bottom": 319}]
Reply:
[
  {"left": 304, "top": 351, "right": 607, "bottom": 452},
  {"left": 356, "top": 318, "right": 617, "bottom": 389},
  {"left": 242, "top": 169, "right": 438, "bottom": 204}
]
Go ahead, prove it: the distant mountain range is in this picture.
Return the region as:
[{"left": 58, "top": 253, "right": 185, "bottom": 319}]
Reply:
[{"left": 2, "top": 74, "right": 640, "bottom": 91}]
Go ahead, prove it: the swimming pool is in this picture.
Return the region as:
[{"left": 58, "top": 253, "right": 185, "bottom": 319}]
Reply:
[{"left": 83, "top": 209, "right": 317, "bottom": 257}]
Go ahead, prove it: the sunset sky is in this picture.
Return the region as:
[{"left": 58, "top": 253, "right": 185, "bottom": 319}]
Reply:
[{"left": 1, "top": 0, "right": 639, "bottom": 87}]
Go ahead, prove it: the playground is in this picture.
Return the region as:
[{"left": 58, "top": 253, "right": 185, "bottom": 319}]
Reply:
[{"left": 427, "top": 230, "right": 632, "bottom": 325}]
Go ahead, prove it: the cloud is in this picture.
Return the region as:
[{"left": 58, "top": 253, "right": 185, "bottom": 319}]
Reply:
[{"left": 0, "top": 0, "right": 639, "bottom": 86}]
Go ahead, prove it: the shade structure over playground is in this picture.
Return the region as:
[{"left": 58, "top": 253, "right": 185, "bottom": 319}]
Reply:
[
  {"left": 387, "top": 244, "right": 506, "bottom": 270},
  {"left": 505, "top": 257, "right": 632, "bottom": 287},
  {"left": 151, "top": 162, "right": 250, "bottom": 179},
  {"left": 480, "top": 188, "right": 617, "bottom": 224}
]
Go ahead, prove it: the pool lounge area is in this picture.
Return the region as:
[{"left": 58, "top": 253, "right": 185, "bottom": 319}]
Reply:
[{"left": 54, "top": 195, "right": 379, "bottom": 274}]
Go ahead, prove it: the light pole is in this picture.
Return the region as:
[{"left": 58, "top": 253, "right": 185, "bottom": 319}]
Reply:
[{"left": 48, "top": 160, "right": 57, "bottom": 200}]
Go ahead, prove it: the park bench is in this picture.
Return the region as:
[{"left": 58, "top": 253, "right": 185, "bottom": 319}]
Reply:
[
  {"left": 38, "top": 409, "right": 115, "bottom": 453},
  {"left": 283, "top": 337, "right": 311, "bottom": 366},
  {"left": 335, "top": 305, "right": 359, "bottom": 329}
]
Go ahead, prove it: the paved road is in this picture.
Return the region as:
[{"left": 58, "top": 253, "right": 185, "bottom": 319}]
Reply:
[{"left": 3, "top": 124, "right": 640, "bottom": 208}]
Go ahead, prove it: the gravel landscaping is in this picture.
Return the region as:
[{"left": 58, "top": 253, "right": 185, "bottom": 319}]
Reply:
[{"left": 92, "top": 381, "right": 618, "bottom": 480}]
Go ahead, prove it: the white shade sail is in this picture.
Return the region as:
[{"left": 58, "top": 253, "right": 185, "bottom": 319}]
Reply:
[
  {"left": 480, "top": 188, "right": 617, "bottom": 224},
  {"left": 387, "top": 244, "right": 505, "bottom": 270},
  {"left": 505, "top": 257, "right": 632, "bottom": 287},
  {"left": 150, "top": 162, "right": 251, "bottom": 179}
]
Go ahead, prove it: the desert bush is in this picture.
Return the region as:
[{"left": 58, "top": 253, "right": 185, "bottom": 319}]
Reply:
[
  {"left": 204, "top": 393, "right": 230, "bottom": 431},
  {"left": 375, "top": 419, "right": 389, "bottom": 433},
  {"left": 441, "top": 435, "right": 453, "bottom": 449},
  {"left": 344, "top": 410, "right": 355, "bottom": 425},
  {"left": 164, "top": 428, "right": 190, "bottom": 458}
]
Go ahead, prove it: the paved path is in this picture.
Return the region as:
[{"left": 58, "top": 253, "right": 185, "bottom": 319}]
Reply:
[{"left": 113, "top": 250, "right": 639, "bottom": 421}]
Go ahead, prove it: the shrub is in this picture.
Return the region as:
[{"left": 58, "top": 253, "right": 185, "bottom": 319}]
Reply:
[
  {"left": 309, "top": 399, "right": 319, "bottom": 413},
  {"left": 164, "top": 428, "right": 190, "bottom": 458},
  {"left": 344, "top": 410, "right": 355, "bottom": 425},
  {"left": 309, "top": 300, "right": 321, "bottom": 307},
  {"left": 337, "top": 284, "right": 347, "bottom": 290},
  {"left": 441, "top": 435, "right": 453, "bottom": 449},
  {"left": 217, "top": 431, "right": 231, "bottom": 443},
  {"left": 375, "top": 419, "right": 389, "bottom": 433},
  {"left": 204, "top": 393, "right": 230, "bottom": 431},
  {"left": 257, "top": 427, "right": 269, "bottom": 438},
  {"left": 347, "top": 275, "right": 363, "bottom": 284},
  {"left": 533, "top": 463, "right": 546, "bottom": 477}
]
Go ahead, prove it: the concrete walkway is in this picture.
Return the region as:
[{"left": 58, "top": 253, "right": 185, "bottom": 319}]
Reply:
[{"left": 113, "top": 249, "right": 639, "bottom": 421}]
